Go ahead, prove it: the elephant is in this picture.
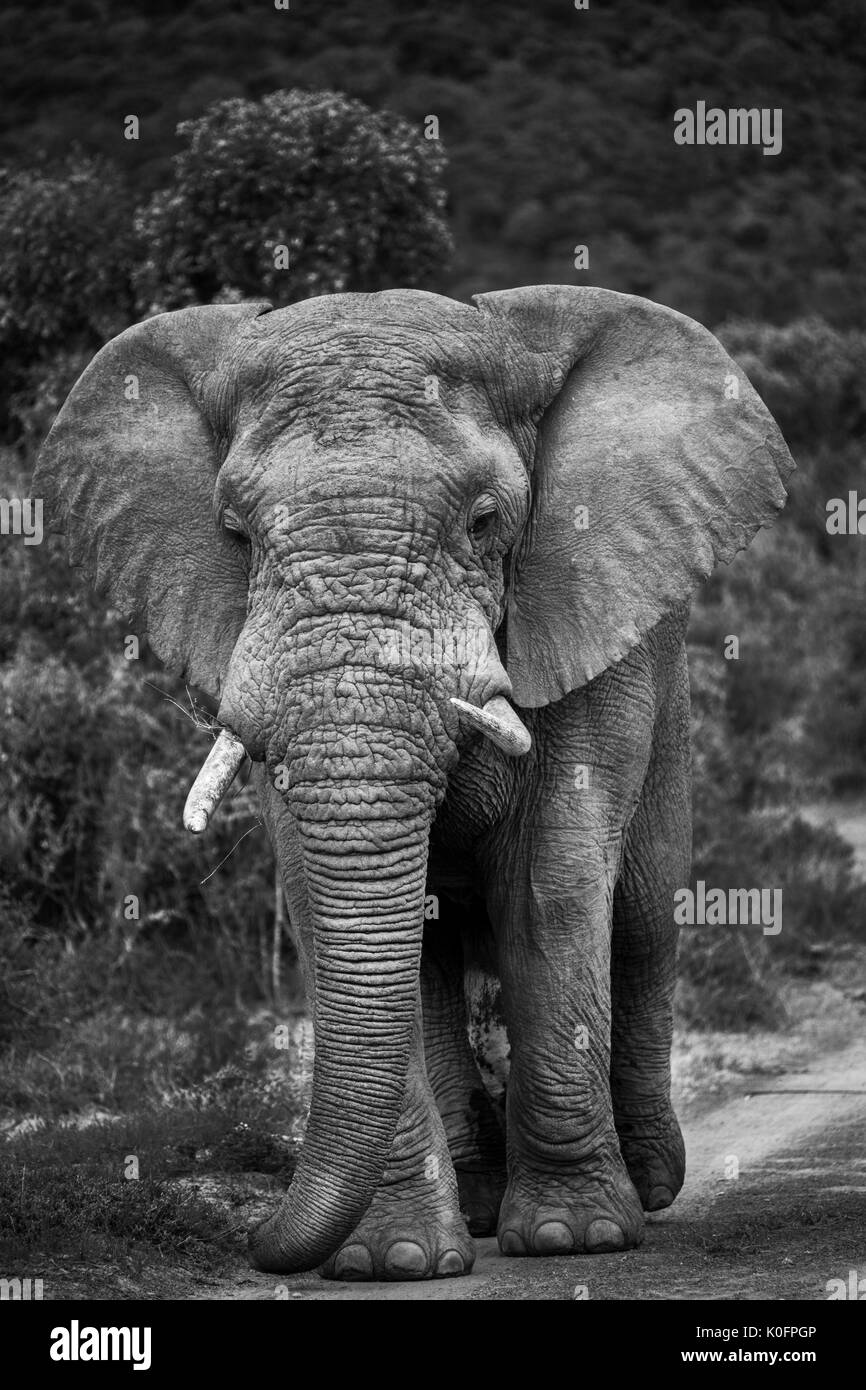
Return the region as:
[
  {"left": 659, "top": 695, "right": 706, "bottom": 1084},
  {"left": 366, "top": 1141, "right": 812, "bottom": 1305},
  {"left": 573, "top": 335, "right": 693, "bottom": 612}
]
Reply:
[{"left": 35, "top": 284, "right": 794, "bottom": 1281}]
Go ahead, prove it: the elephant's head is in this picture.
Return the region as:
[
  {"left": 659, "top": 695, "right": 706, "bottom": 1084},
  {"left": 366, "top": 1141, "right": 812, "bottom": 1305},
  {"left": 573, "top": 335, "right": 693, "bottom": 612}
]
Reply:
[{"left": 35, "top": 286, "right": 794, "bottom": 1270}]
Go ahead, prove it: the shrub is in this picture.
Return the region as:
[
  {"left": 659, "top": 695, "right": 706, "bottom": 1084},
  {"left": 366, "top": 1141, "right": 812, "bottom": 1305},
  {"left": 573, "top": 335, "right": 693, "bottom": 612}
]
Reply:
[
  {"left": 718, "top": 317, "right": 866, "bottom": 453},
  {"left": 133, "top": 88, "right": 453, "bottom": 311},
  {"left": 0, "top": 156, "right": 136, "bottom": 433},
  {"left": 683, "top": 645, "right": 861, "bottom": 1030}
]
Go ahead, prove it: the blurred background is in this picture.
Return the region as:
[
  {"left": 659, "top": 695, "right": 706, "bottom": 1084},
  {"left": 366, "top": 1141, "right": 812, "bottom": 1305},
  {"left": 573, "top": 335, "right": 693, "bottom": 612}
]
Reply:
[{"left": 1, "top": 0, "right": 864, "bottom": 1292}]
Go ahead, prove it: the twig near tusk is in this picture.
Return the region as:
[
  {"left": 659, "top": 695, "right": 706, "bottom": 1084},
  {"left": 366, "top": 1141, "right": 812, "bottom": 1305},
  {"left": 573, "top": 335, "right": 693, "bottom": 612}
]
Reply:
[
  {"left": 183, "top": 729, "right": 247, "bottom": 834},
  {"left": 450, "top": 695, "right": 532, "bottom": 756}
]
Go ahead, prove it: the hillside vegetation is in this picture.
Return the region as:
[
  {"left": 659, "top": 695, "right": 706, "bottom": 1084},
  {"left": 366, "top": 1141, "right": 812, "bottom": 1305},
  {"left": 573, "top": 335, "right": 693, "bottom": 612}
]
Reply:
[{"left": 0, "top": 0, "right": 863, "bottom": 325}]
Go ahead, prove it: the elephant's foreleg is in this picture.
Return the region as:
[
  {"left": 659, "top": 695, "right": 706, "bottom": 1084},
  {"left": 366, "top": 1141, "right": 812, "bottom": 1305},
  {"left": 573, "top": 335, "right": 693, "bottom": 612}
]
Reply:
[
  {"left": 610, "top": 679, "right": 690, "bottom": 1212},
  {"left": 321, "top": 993, "right": 476, "bottom": 1281},
  {"left": 421, "top": 914, "right": 507, "bottom": 1236},
  {"left": 488, "top": 826, "right": 645, "bottom": 1256}
]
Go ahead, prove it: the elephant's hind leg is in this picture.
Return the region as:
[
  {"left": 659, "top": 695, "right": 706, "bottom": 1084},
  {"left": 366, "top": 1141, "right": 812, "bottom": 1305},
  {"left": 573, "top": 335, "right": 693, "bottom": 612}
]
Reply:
[{"left": 421, "top": 914, "right": 507, "bottom": 1236}]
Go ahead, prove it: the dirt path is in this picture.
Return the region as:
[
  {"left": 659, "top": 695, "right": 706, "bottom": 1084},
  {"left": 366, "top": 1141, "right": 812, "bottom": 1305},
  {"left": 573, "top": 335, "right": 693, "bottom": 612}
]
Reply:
[{"left": 201, "top": 1034, "right": 866, "bottom": 1301}]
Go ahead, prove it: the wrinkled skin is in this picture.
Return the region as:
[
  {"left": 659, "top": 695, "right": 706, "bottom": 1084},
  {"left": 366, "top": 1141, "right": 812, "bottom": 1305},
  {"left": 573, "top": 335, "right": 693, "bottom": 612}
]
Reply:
[{"left": 36, "top": 286, "right": 794, "bottom": 1280}]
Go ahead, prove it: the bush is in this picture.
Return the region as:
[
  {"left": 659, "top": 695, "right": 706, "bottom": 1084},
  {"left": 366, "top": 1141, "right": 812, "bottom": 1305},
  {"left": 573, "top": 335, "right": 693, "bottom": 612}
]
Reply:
[
  {"left": 133, "top": 88, "right": 453, "bottom": 311},
  {"left": 0, "top": 1157, "right": 241, "bottom": 1270},
  {"left": 8, "top": 347, "right": 92, "bottom": 452},
  {"left": 802, "top": 567, "right": 866, "bottom": 793},
  {"left": 0, "top": 156, "right": 136, "bottom": 433},
  {"left": 0, "top": 643, "right": 284, "bottom": 994},
  {"left": 683, "top": 644, "right": 862, "bottom": 1029},
  {"left": 718, "top": 317, "right": 866, "bottom": 454}
]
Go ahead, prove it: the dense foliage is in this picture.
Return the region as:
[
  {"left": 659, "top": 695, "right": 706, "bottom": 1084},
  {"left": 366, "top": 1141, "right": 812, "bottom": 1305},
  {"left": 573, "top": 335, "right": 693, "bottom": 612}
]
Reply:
[
  {"left": 0, "top": 87, "right": 448, "bottom": 439},
  {"left": 0, "top": 0, "right": 863, "bottom": 325},
  {"left": 133, "top": 90, "right": 451, "bottom": 310},
  {"left": 0, "top": 157, "right": 137, "bottom": 435}
]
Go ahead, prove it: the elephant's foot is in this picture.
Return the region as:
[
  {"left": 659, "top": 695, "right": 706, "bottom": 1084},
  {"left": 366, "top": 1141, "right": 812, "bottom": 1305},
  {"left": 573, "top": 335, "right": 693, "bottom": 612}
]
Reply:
[
  {"left": 497, "top": 1154, "right": 645, "bottom": 1256},
  {"left": 455, "top": 1163, "right": 507, "bottom": 1236},
  {"left": 614, "top": 1103, "right": 686, "bottom": 1212},
  {"left": 320, "top": 1066, "right": 476, "bottom": 1282},
  {"left": 320, "top": 1183, "right": 475, "bottom": 1282}
]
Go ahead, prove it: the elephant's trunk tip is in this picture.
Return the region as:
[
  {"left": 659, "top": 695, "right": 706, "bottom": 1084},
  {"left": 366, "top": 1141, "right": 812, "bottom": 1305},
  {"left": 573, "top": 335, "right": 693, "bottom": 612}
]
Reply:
[
  {"left": 183, "top": 727, "right": 247, "bottom": 833},
  {"left": 451, "top": 694, "right": 532, "bottom": 756}
]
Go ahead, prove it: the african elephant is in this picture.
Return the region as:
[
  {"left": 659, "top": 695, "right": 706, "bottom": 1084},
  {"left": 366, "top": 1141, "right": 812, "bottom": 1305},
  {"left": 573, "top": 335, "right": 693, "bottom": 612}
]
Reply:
[{"left": 36, "top": 285, "right": 794, "bottom": 1280}]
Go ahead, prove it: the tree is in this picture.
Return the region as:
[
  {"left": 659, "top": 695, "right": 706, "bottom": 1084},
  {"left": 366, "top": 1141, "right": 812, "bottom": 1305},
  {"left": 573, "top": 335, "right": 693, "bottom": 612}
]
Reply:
[
  {"left": 133, "top": 89, "right": 453, "bottom": 312},
  {"left": 0, "top": 154, "right": 137, "bottom": 435}
]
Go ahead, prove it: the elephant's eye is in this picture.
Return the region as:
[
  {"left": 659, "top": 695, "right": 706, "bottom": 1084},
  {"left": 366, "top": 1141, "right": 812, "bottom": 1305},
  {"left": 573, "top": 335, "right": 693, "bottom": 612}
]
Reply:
[
  {"left": 469, "top": 497, "right": 497, "bottom": 533},
  {"left": 470, "top": 511, "right": 496, "bottom": 539},
  {"left": 222, "top": 506, "right": 249, "bottom": 539},
  {"left": 468, "top": 505, "right": 498, "bottom": 544}
]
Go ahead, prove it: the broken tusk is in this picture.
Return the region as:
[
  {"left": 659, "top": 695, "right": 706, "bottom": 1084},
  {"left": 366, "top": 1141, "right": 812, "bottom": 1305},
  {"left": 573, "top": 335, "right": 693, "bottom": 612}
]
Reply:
[
  {"left": 450, "top": 695, "right": 532, "bottom": 757},
  {"left": 183, "top": 729, "right": 247, "bottom": 834}
]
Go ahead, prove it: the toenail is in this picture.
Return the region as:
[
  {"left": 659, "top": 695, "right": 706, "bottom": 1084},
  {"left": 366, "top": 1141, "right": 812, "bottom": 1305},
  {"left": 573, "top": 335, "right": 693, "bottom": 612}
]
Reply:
[
  {"left": 499, "top": 1229, "right": 527, "bottom": 1255},
  {"left": 384, "top": 1240, "right": 428, "bottom": 1277},
  {"left": 334, "top": 1245, "right": 373, "bottom": 1279},
  {"left": 436, "top": 1249, "right": 465, "bottom": 1276},
  {"left": 585, "top": 1219, "right": 626, "bottom": 1252},
  {"left": 533, "top": 1220, "right": 574, "bottom": 1253},
  {"left": 645, "top": 1185, "right": 675, "bottom": 1211}
]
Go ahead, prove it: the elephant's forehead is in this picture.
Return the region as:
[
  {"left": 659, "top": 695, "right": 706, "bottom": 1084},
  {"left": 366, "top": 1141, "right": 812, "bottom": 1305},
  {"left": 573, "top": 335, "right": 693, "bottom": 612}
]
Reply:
[
  {"left": 231, "top": 293, "right": 506, "bottom": 402},
  {"left": 215, "top": 292, "right": 535, "bottom": 483},
  {"left": 229, "top": 341, "right": 512, "bottom": 461},
  {"left": 223, "top": 410, "right": 527, "bottom": 513}
]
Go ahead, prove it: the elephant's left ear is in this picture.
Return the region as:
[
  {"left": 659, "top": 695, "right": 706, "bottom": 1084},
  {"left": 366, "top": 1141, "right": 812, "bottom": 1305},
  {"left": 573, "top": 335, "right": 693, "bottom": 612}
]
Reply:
[{"left": 474, "top": 285, "right": 795, "bottom": 708}]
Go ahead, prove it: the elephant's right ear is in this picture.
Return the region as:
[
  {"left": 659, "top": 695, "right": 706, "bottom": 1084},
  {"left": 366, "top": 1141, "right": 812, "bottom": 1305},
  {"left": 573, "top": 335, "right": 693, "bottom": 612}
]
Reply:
[{"left": 34, "top": 303, "right": 271, "bottom": 700}]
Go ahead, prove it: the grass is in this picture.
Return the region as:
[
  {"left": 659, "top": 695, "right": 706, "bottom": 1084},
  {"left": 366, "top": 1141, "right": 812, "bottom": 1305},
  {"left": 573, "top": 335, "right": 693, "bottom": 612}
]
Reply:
[
  {"left": 2, "top": 1165, "right": 233, "bottom": 1263},
  {"left": 0, "top": 995, "right": 308, "bottom": 1287},
  {"left": 0, "top": 1094, "right": 301, "bottom": 1288},
  {"left": 672, "top": 952, "right": 866, "bottom": 1116}
]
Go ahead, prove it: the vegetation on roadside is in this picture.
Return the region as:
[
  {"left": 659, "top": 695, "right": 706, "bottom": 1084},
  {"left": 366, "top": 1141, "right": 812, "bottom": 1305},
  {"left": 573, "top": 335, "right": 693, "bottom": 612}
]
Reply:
[{"left": 1, "top": 0, "right": 863, "bottom": 327}]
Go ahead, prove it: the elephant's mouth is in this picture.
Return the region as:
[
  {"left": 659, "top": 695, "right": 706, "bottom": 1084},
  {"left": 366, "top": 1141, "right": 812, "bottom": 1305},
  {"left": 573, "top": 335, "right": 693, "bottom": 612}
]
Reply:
[{"left": 182, "top": 695, "right": 531, "bottom": 835}]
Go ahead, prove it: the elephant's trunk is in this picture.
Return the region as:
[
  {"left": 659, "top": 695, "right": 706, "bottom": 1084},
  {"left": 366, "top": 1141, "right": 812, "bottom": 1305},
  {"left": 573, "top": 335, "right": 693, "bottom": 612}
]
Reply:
[
  {"left": 249, "top": 789, "right": 432, "bottom": 1273},
  {"left": 198, "top": 598, "right": 519, "bottom": 1272}
]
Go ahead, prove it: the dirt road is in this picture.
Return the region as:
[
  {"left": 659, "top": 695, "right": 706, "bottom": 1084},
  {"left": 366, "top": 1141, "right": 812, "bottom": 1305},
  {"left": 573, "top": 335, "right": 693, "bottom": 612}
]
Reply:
[{"left": 208, "top": 1034, "right": 866, "bottom": 1301}]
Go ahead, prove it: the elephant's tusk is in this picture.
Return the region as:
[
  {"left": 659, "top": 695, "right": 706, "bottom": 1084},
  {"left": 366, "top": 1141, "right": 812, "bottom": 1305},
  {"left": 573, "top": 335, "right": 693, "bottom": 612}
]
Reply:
[
  {"left": 183, "top": 729, "right": 247, "bottom": 834},
  {"left": 450, "top": 695, "right": 532, "bottom": 756}
]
